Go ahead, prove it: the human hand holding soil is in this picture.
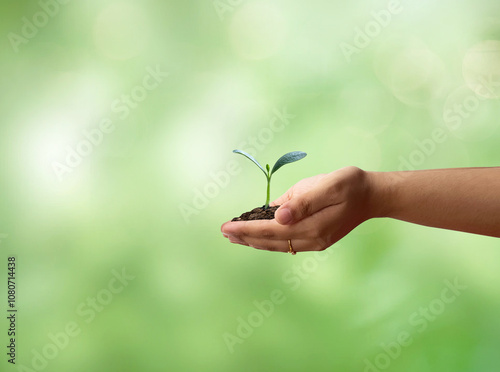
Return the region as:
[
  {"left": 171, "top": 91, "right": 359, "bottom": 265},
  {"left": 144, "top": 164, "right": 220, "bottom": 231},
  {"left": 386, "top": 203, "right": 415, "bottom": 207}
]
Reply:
[
  {"left": 221, "top": 166, "right": 500, "bottom": 253},
  {"left": 221, "top": 166, "right": 373, "bottom": 252}
]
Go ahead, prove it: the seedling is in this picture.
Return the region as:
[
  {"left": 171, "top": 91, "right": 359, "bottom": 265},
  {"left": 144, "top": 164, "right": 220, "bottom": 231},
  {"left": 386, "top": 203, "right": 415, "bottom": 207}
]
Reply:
[{"left": 233, "top": 149, "right": 307, "bottom": 209}]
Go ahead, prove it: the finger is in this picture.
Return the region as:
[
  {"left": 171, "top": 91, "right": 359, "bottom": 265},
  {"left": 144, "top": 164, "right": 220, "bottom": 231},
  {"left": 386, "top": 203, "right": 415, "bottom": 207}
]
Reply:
[
  {"left": 269, "top": 189, "right": 292, "bottom": 207},
  {"left": 239, "top": 238, "right": 318, "bottom": 253},
  {"left": 275, "top": 174, "right": 340, "bottom": 225},
  {"left": 221, "top": 219, "right": 302, "bottom": 240},
  {"left": 225, "top": 234, "right": 247, "bottom": 245}
]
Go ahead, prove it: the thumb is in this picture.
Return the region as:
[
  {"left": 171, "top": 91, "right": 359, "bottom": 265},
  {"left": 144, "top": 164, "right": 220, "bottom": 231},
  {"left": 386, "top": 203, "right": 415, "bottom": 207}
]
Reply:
[{"left": 275, "top": 189, "right": 330, "bottom": 225}]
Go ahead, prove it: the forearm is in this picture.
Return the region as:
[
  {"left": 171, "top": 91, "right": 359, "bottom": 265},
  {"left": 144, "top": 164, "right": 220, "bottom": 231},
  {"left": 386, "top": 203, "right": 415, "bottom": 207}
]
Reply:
[{"left": 367, "top": 168, "right": 500, "bottom": 237}]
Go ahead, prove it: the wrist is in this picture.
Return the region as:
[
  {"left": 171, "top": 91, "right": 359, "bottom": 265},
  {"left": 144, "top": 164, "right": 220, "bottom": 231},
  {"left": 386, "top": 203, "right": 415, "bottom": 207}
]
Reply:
[{"left": 365, "top": 171, "right": 396, "bottom": 219}]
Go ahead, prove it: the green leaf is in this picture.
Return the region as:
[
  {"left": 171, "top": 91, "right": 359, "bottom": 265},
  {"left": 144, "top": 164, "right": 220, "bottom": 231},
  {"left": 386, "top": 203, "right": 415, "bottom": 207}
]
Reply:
[
  {"left": 271, "top": 151, "right": 307, "bottom": 175},
  {"left": 233, "top": 149, "right": 267, "bottom": 177}
]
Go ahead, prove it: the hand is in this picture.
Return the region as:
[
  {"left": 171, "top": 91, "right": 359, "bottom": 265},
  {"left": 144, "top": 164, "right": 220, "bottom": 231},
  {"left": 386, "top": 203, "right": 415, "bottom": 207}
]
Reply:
[{"left": 221, "top": 166, "right": 373, "bottom": 253}]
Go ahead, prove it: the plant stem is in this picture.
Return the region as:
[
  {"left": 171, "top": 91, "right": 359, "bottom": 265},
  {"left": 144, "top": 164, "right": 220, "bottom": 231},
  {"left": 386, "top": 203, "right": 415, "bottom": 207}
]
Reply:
[{"left": 265, "top": 176, "right": 271, "bottom": 209}]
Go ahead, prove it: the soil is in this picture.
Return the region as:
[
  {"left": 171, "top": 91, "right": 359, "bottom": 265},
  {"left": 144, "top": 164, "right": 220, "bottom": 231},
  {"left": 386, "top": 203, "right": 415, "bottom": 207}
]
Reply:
[{"left": 231, "top": 205, "right": 280, "bottom": 221}]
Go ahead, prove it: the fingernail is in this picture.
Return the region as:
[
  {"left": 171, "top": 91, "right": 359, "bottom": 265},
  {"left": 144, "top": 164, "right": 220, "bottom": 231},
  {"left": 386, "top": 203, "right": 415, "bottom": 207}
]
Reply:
[
  {"left": 277, "top": 207, "right": 293, "bottom": 224},
  {"left": 222, "top": 233, "right": 229, "bottom": 238}
]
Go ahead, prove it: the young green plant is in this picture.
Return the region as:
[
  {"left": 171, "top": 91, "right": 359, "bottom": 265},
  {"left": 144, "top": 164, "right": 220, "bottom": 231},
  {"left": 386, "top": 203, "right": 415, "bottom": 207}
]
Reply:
[{"left": 233, "top": 150, "right": 307, "bottom": 209}]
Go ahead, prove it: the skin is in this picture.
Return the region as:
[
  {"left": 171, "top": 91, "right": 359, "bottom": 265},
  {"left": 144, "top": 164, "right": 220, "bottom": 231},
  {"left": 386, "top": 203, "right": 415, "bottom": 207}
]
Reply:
[{"left": 220, "top": 166, "right": 500, "bottom": 253}]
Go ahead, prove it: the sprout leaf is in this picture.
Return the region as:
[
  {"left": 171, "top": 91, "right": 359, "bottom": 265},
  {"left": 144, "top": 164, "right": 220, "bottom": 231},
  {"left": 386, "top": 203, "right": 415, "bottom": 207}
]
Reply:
[
  {"left": 271, "top": 151, "right": 307, "bottom": 176},
  {"left": 233, "top": 149, "right": 267, "bottom": 177}
]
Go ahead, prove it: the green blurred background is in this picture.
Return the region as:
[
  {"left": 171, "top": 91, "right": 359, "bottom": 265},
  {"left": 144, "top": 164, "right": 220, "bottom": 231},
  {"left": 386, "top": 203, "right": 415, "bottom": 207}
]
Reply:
[{"left": 1, "top": 0, "right": 499, "bottom": 371}]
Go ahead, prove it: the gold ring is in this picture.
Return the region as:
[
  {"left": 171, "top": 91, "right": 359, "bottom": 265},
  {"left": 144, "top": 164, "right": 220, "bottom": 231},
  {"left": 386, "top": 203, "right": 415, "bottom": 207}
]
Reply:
[{"left": 288, "top": 240, "right": 296, "bottom": 255}]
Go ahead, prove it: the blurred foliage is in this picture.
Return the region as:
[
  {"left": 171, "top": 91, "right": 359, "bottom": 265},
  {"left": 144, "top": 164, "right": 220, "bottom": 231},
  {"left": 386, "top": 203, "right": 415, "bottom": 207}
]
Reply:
[{"left": 0, "top": 0, "right": 499, "bottom": 371}]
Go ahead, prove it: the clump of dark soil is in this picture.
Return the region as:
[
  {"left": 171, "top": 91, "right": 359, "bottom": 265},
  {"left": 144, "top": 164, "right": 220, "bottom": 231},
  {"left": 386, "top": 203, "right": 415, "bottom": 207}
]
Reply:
[{"left": 231, "top": 205, "right": 280, "bottom": 221}]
